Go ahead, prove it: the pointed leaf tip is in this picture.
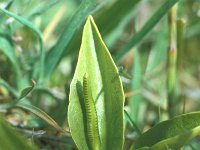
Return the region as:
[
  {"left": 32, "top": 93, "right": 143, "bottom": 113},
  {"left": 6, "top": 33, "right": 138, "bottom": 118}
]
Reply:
[
  {"left": 68, "top": 14, "right": 124, "bottom": 150},
  {"left": 87, "top": 15, "right": 93, "bottom": 20}
]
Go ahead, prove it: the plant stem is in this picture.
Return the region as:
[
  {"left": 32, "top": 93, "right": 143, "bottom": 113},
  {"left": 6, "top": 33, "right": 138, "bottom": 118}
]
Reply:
[
  {"left": 124, "top": 110, "right": 142, "bottom": 135},
  {"left": 131, "top": 49, "right": 141, "bottom": 122},
  {"left": 167, "top": 5, "right": 177, "bottom": 118},
  {"left": 176, "top": 19, "right": 186, "bottom": 115},
  {"left": 176, "top": 19, "right": 186, "bottom": 69}
]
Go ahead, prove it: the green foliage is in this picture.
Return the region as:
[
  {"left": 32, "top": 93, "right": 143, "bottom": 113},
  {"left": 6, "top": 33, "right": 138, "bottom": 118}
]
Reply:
[
  {"left": 18, "top": 80, "right": 35, "bottom": 100},
  {"left": 136, "top": 126, "right": 200, "bottom": 150},
  {"left": 114, "top": 0, "right": 180, "bottom": 61},
  {"left": 68, "top": 16, "right": 124, "bottom": 150},
  {"left": 95, "top": 0, "right": 140, "bottom": 47},
  {"left": 44, "top": 0, "right": 97, "bottom": 79},
  {"left": 0, "top": 7, "right": 45, "bottom": 82},
  {"left": 0, "top": 0, "right": 200, "bottom": 149},
  {"left": 16, "top": 101, "right": 64, "bottom": 132},
  {"left": 131, "top": 112, "right": 200, "bottom": 149},
  {"left": 130, "top": 49, "right": 142, "bottom": 122},
  {"left": 0, "top": 117, "right": 38, "bottom": 150}
]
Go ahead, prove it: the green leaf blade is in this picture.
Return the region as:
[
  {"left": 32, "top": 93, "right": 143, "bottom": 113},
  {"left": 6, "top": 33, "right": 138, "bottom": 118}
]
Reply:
[
  {"left": 114, "top": 0, "right": 180, "bottom": 61},
  {"left": 0, "top": 8, "right": 45, "bottom": 82},
  {"left": 44, "top": 1, "right": 97, "bottom": 79},
  {"left": 130, "top": 49, "right": 142, "bottom": 122},
  {"left": 131, "top": 112, "right": 200, "bottom": 149},
  {"left": 68, "top": 16, "right": 124, "bottom": 150},
  {"left": 0, "top": 118, "right": 38, "bottom": 150},
  {"left": 16, "top": 102, "right": 64, "bottom": 133},
  {"left": 18, "top": 80, "right": 36, "bottom": 100}
]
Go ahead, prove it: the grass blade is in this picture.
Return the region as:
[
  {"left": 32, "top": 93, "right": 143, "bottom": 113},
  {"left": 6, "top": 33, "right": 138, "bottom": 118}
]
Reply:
[
  {"left": 0, "top": 7, "right": 45, "bottom": 82},
  {"left": 18, "top": 80, "right": 36, "bottom": 100},
  {"left": 16, "top": 101, "right": 65, "bottom": 133},
  {"left": 65, "top": 0, "right": 141, "bottom": 58},
  {"left": 114, "top": 0, "right": 180, "bottom": 61},
  {"left": 145, "top": 21, "right": 168, "bottom": 73},
  {"left": 130, "top": 49, "right": 142, "bottom": 122},
  {"left": 0, "top": 79, "right": 18, "bottom": 97},
  {"left": 124, "top": 110, "right": 142, "bottom": 135},
  {"left": 95, "top": 0, "right": 141, "bottom": 47},
  {"left": 0, "top": 36, "right": 21, "bottom": 87},
  {"left": 44, "top": 0, "right": 97, "bottom": 79}
]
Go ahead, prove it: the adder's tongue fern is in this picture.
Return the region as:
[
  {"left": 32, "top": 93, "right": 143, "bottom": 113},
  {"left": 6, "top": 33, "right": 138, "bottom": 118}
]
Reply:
[{"left": 83, "top": 73, "right": 101, "bottom": 150}]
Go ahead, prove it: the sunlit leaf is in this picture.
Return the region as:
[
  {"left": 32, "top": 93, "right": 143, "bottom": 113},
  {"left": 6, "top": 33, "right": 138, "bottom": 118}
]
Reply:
[
  {"left": 135, "top": 126, "right": 200, "bottom": 150},
  {"left": 130, "top": 112, "right": 200, "bottom": 149},
  {"left": 68, "top": 16, "right": 124, "bottom": 150}
]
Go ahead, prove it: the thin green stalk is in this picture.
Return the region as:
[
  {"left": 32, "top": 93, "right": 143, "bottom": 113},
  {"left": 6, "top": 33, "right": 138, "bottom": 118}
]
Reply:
[
  {"left": 167, "top": 5, "right": 178, "bottom": 118},
  {"left": 130, "top": 49, "right": 141, "bottom": 122},
  {"left": 124, "top": 110, "right": 142, "bottom": 135},
  {"left": 176, "top": 19, "right": 186, "bottom": 69},
  {"left": 176, "top": 19, "right": 186, "bottom": 115}
]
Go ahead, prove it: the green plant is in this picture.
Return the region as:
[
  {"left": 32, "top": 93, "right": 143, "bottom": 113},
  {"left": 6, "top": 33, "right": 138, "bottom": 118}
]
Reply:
[
  {"left": 68, "top": 15, "right": 200, "bottom": 150},
  {"left": 1, "top": 0, "right": 200, "bottom": 149},
  {"left": 68, "top": 16, "right": 124, "bottom": 150}
]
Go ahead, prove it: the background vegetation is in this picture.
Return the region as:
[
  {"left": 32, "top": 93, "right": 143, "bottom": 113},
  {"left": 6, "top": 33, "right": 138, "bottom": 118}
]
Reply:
[{"left": 0, "top": 0, "right": 200, "bottom": 149}]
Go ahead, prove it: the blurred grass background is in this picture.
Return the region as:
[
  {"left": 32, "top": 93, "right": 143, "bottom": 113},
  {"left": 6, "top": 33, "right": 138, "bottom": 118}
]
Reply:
[{"left": 0, "top": 0, "right": 200, "bottom": 149}]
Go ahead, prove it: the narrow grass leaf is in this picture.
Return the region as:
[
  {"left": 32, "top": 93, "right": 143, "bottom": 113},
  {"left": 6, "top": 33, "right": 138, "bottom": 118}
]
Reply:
[
  {"left": 16, "top": 101, "right": 64, "bottom": 133},
  {"left": 66, "top": 0, "right": 141, "bottom": 58},
  {"left": 44, "top": 0, "right": 97, "bottom": 79},
  {"left": 0, "top": 37, "right": 21, "bottom": 84},
  {"left": 0, "top": 0, "right": 13, "bottom": 22},
  {"left": 0, "top": 7, "right": 45, "bottom": 82},
  {"left": 0, "top": 79, "right": 18, "bottom": 97},
  {"left": 28, "top": 0, "right": 61, "bottom": 18},
  {"left": 0, "top": 37, "right": 17, "bottom": 68},
  {"left": 10, "top": 0, "right": 61, "bottom": 34},
  {"left": 114, "top": 0, "right": 180, "bottom": 61},
  {"left": 131, "top": 49, "right": 142, "bottom": 122},
  {"left": 145, "top": 21, "right": 168, "bottom": 73},
  {"left": 18, "top": 80, "right": 36, "bottom": 100},
  {"left": 95, "top": 0, "right": 141, "bottom": 46},
  {"left": 124, "top": 110, "right": 142, "bottom": 135}
]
